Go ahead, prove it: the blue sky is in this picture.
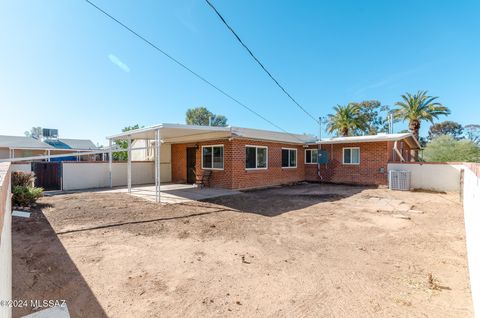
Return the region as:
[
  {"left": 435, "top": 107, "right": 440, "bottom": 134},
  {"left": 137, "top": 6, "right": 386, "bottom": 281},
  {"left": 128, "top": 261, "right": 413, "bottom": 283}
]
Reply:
[{"left": 1, "top": 0, "right": 479, "bottom": 145}]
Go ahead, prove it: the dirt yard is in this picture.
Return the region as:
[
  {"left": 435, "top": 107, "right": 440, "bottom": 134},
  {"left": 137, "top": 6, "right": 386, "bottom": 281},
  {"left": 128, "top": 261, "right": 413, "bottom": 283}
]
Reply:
[{"left": 12, "top": 183, "right": 472, "bottom": 317}]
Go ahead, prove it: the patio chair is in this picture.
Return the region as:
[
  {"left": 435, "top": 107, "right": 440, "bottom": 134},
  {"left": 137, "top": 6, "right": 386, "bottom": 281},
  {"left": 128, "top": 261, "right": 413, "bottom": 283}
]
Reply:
[{"left": 193, "top": 169, "right": 212, "bottom": 188}]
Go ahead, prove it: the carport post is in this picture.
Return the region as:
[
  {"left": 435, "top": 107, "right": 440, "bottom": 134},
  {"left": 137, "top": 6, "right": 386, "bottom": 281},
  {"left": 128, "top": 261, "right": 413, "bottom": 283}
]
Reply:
[
  {"left": 154, "top": 129, "right": 161, "bottom": 203},
  {"left": 127, "top": 137, "right": 132, "bottom": 193},
  {"left": 108, "top": 139, "right": 113, "bottom": 188}
]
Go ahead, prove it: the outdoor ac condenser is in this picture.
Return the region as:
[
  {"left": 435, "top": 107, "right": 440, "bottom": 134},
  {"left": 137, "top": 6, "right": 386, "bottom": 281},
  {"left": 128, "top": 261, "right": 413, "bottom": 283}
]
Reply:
[{"left": 389, "top": 170, "right": 411, "bottom": 191}]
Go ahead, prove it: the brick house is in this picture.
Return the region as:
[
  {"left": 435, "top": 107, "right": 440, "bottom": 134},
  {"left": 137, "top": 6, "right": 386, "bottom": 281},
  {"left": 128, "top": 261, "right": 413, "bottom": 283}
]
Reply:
[{"left": 109, "top": 124, "right": 420, "bottom": 190}]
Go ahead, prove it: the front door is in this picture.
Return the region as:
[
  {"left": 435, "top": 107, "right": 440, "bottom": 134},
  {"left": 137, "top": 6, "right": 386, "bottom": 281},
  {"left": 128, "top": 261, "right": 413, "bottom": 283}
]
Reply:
[{"left": 186, "top": 147, "right": 196, "bottom": 184}]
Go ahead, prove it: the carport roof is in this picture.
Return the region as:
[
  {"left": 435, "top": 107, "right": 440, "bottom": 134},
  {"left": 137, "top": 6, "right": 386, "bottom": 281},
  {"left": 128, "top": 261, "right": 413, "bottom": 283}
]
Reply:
[{"left": 106, "top": 123, "right": 316, "bottom": 144}]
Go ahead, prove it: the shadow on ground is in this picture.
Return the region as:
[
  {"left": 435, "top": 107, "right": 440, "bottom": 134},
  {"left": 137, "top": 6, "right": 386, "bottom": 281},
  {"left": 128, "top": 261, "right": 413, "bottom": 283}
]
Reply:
[
  {"left": 12, "top": 203, "right": 107, "bottom": 318},
  {"left": 205, "top": 183, "right": 372, "bottom": 217}
]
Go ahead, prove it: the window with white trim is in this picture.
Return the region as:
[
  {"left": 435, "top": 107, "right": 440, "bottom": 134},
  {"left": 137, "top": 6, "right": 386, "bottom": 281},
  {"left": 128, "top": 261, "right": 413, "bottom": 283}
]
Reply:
[
  {"left": 305, "top": 149, "right": 318, "bottom": 164},
  {"left": 281, "top": 148, "right": 297, "bottom": 168},
  {"left": 343, "top": 147, "right": 360, "bottom": 164},
  {"left": 245, "top": 146, "right": 268, "bottom": 169},
  {"left": 202, "top": 145, "right": 224, "bottom": 169}
]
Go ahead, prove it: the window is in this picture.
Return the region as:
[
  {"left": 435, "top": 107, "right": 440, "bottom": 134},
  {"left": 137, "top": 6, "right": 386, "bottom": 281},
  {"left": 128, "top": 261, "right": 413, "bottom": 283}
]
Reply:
[
  {"left": 282, "top": 148, "right": 297, "bottom": 168},
  {"left": 305, "top": 149, "right": 318, "bottom": 164},
  {"left": 202, "top": 145, "right": 224, "bottom": 169},
  {"left": 245, "top": 146, "right": 268, "bottom": 169},
  {"left": 343, "top": 147, "right": 360, "bottom": 164}
]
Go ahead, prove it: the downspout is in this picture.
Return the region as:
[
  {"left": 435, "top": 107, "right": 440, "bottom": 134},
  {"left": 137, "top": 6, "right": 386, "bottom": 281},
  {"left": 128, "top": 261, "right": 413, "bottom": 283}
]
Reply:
[
  {"left": 393, "top": 140, "right": 405, "bottom": 162},
  {"left": 317, "top": 143, "right": 323, "bottom": 180}
]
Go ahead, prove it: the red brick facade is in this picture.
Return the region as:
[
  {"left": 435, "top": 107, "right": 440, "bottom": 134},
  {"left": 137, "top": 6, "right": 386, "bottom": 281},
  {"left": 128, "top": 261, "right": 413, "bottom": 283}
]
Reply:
[
  {"left": 305, "top": 142, "right": 387, "bottom": 185},
  {"left": 172, "top": 139, "right": 305, "bottom": 189},
  {"left": 171, "top": 138, "right": 413, "bottom": 189}
]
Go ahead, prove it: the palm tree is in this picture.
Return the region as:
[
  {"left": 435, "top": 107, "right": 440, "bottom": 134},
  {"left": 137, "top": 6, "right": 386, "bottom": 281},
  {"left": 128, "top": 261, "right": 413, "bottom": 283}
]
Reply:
[
  {"left": 392, "top": 91, "right": 450, "bottom": 141},
  {"left": 326, "top": 104, "right": 367, "bottom": 137}
]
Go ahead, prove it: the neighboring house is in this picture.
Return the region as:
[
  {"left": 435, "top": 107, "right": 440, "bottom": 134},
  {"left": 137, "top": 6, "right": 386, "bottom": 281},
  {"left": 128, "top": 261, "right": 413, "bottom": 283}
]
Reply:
[
  {"left": 0, "top": 135, "right": 98, "bottom": 161},
  {"left": 108, "top": 124, "right": 420, "bottom": 189}
]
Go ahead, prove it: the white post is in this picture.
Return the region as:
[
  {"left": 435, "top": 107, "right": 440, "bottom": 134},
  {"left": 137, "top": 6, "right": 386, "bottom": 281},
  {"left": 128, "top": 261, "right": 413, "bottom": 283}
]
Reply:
[
  {"left": 47, "top": 149, "right": 51, "bottom": 162},
  {"left": 127, "top": 137, "right": 132, "bottom": 193},
  {"left": 155, "top": 129, "right": 161, "bottom": 203},
  {"left": 108, "top": 139, "right": 113, "bottom": 188}
]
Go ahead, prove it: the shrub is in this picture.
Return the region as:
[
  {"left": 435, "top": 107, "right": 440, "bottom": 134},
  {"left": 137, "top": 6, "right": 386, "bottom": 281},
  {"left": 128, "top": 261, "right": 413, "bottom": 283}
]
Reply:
[
  {"left": 11, "top": 171, "right": 35, "bottom": 188},
  {"left": 424, "top": 135, "right": 480, "bottom": 162},
  {"left": 12, "top": 186, "right": 43, "bottom": 207}
]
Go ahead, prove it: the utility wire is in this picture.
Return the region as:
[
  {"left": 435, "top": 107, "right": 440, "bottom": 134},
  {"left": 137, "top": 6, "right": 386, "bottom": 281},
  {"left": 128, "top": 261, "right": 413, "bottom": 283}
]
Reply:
[
  {"left": 84, "top": 0, "right": 307, "bottom": 142},
  {"left": 205, "top": 0, "right": 319, "bottom": 125}
]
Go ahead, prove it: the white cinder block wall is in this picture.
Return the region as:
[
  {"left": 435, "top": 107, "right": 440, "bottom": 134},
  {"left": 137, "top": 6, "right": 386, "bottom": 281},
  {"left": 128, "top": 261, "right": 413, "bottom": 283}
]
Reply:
[
  {"left": 463, "top": 167, "right": 480, "bottom": 316},
  {"left": 387, "top": 163, "right": 464, "bottom": 192},
  {"left": 0, "top": 163, "right": 12, "bottom": 318}
]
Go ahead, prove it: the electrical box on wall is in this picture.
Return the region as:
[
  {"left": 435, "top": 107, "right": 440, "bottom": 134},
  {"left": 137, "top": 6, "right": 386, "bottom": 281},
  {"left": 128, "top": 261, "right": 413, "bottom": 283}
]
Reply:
[{"left": 318, "top": 150, "right": 329, "bottom": 164}]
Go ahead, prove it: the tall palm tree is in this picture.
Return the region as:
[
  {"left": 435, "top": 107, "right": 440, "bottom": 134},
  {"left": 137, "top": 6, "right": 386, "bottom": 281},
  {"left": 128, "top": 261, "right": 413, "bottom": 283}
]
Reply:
[
  {"left": 392, "top": 91, "right": 450, "bottom": 141},
  {"left": 326, "top": 104, "right": 367, "bottom": 137}
]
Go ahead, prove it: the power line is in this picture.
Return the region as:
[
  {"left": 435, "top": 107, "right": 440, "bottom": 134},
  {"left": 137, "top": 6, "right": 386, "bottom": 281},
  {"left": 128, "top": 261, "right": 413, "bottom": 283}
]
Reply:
[
  {"left": 204, "top": 0, "right": 320, "bottom": 125},
  {"left": 84, "top": 0, "right": 307, "bottom": 142}
]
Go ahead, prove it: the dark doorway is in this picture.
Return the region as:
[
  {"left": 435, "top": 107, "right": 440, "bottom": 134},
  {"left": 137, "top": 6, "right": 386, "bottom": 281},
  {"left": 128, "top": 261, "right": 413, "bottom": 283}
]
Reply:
[
  {"left": 186, "top": 147, "right": 196, "bottom": 184},
  {"left": 31, "top": 162, "right": 62, "bottom": 190}
]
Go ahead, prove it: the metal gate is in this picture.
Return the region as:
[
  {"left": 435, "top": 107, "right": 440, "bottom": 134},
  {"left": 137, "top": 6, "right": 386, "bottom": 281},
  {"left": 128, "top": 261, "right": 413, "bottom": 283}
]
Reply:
[{"left": 31, "top": 162, "right": 62, "bottom": 190}]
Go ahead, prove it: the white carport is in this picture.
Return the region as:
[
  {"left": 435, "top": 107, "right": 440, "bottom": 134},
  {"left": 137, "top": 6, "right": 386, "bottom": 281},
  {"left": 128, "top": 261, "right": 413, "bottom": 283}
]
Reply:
[{"left": 106, "top": 124, "right": 232, "bottom": 203}]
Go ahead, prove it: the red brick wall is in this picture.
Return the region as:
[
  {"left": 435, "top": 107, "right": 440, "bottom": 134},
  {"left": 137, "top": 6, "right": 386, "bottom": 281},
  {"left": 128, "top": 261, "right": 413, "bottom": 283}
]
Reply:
[
  {"left": 171, "top": 139, "right": 415, "bottom": 188},
  {"left": 306, "top": 142, "right": 390, "bottom": 185},
  {"left": 230, "top": 139, "right": 305, "bottom": 190},
  {"left": 171, "top": 139, "right": 305, "bottom": 189},
  {"left": 171, "top": 140, "right": 234, "bottom": 189}
]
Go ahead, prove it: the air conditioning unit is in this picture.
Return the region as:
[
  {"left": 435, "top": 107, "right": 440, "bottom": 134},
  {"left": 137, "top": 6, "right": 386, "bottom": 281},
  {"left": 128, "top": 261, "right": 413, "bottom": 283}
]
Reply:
[
  {"left": 389, "top": 170, "right": 411, "bottom": 191},
  {"left": 42, "top": 128, "right": 58, "bottom": 139}
]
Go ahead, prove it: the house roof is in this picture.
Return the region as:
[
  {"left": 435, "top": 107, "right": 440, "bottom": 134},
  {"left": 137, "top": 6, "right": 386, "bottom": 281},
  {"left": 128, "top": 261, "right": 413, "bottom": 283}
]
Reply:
[
  {"left": 0, "top": 135, "right": 97, "bottom": 151},
  {"left": 107, "top": 123, "right": 316, "bottom": 144},
  {"left": 316, "top": 133, "right": 421, "bottom": 149},
  {"left": 0, "top": 135, "right": 54, "bottom": 150},
  {"left": 44, "top": 138, "right": 97, "bottom": 150}
]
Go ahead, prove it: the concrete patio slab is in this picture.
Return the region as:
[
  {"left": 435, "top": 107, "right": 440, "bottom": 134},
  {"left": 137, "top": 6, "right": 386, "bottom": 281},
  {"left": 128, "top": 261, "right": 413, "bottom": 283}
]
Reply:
[{"left": 104, "top": 183, "right": 240, "bottom": 204}]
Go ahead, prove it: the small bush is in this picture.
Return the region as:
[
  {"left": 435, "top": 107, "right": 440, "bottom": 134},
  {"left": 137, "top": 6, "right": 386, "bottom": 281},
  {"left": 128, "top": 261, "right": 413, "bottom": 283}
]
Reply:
[
  {"left": 11, "top": 171, "right": 35, "bottom": 188},
  {"left": 12, "top": 186, "right": 43, "bottom": 207}
]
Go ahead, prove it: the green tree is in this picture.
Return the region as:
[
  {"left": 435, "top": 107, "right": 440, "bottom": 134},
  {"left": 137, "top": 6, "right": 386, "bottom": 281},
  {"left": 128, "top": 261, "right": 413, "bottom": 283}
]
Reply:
[
  {"left": 392, "top": 90, "right": 450, "bottom": 141},
  {"left": 350, "top": 100, "right": 390, "bottom": 134},
  {"left": 112, "top": 124, "right": 142, "bottom": 161},
  {"left": 428, "top": 121, "right": 464, "bottom": 140},
  {"left": 464, "top": 124, "right": 480, "bottom": 144},
  {"left": 24, "top": 127, "right": 43, "bottom": 139},
  {"left": 185, "top": 107, "right": 228, "bottom": 126},
  {"left": 423, "top": 135, "right": 480, "bottom": 162},
  {"left": 326, "top": 104, "right": 367, "bottom": 137}
]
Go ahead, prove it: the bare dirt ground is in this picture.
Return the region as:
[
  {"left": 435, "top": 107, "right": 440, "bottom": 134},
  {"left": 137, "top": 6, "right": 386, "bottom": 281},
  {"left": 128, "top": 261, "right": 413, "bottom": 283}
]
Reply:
[{"left": 12, "top": 183, "right": 472, "bottom": 317}]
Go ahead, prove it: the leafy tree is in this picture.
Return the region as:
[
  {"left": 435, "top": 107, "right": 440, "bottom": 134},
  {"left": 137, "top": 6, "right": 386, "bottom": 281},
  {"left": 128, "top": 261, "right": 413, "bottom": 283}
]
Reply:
[
  {"left": 112, "top": 124, "right": 142, "bottom": 161},
  {"left": 392, "top": 90, "right": 450, "bottom": 141},
  {"left": 423, "top": 135, "right": 480, "bottom": 162},
  {"left": 24, "top": 127, "right": 43, "bottom": 139},
  {"left": 210, "top": 114, "right": 228, "bottom": 127},
  {"left": 185, "top": 107, "right": 228, "bottom": 127},
  {"left": 428, "top": 121, "right": 463, "bottom": 140},
  {"left": 349, "top": 100, "right": 390, "bottom": 134},
  {"left": 464, "top": 124, "right": 480, "bottom": 144},
  {"left": 326, "top": 104, "right": 367, "bottom": 137}
]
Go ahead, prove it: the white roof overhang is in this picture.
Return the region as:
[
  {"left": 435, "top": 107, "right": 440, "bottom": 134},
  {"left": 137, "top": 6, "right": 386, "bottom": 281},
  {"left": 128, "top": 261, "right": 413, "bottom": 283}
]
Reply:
[{"left": 314, "top": 133, "right": 421, "bottom": 149}]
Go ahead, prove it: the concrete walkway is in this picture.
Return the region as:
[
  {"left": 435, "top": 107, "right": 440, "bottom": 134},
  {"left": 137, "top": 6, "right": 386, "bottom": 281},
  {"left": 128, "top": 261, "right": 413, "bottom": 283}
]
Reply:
[{"left": 105, "top": 183, "right": 240, "bottom": 204}]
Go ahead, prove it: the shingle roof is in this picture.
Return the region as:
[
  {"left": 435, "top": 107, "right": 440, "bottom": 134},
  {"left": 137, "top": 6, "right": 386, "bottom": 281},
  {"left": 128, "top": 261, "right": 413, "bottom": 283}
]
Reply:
[
  {"left": 0, "top": 135, "right": 54, "bottom": 149},
  {"left": 0, "top": 135, "right": 97, "bottom": 150}
]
